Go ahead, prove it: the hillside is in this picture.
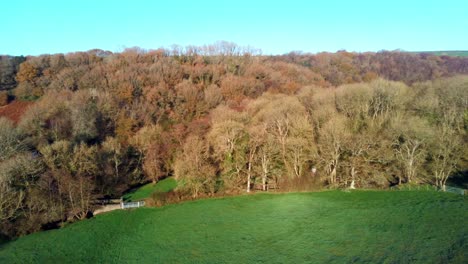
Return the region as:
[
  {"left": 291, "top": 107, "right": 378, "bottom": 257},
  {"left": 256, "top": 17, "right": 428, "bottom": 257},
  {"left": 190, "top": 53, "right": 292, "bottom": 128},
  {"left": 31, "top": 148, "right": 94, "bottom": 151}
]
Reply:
[
  {"left": 0, "top": 100, "right": 34, "bottom": 123},
  {"left": 411, "top": 51, "right": 468, "bottom": 57},
  {"left": 1, "top": 191, "right": 466, "bottom": 263},
  {"left": 1, "top": 45, "right": 467, "bottom": 239}
]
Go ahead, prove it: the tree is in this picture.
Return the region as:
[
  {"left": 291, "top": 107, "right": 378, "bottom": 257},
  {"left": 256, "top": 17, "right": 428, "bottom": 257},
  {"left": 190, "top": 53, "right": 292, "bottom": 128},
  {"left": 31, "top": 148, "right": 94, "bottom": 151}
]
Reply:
[
  {"left": 0, "top": 118, "right": 27, "bottom": 161},
  {"left": 0, "top": 173, "right": 24, "bottom": 222},
  {"left": 391, "top": 116, "right": 432, "bottom": 184},
  {"left": 245, "top": 126, "right": 261, "bottom": 192},
  {"left": 70, "top": 91, "right": 99, "bottom": 143},
  {"left": 286, "top": 115, "right": 315, "bottom": 179},
  {"left": 39, "top": 140, "right": 72, "bottom": 218},
  {"left": 115, "top": 111, "right": 137, "bottom": 144},
  {"left": 0, "top": 91, "right": 8, "bottom": 106},
  {"left": 172, "top": 80, "right": 205, "bottom": 122},
  {"left": 208, "top": 108, "right": 248, "bottom": 192},
  {"left": 342, "top": 133, "right": 373, "bottom": 188},
  {"left": 256, "top": 126, "right": 277, "bottom": 191},
  {"left": 0, "top": 153, "right": 44, "bottom": 222},
  {"left": 203, "top": 84, "right": 223, "bottom": 109},
  {"left": 132, "top": 125, "right": 172, "bottom": 183},
  {"left": 430, "top": 127, "right": 462, "bottom": 189},
  {"left": 68, "top": 143, "right": 98, "bottom": 219},
  {"left": 317, "top": 115, "right": 350, "bottom": 186},
  {"left": 16, "top": 61, "right": 38, "bottom": 84},
  {"left": 102, "top": 136, "right": 124, "bottom": 185},
  {"left": 0, "top": 55, "right": 26, "bottom": 90},
  {"left": 173, "top": 136, "right": 216, "bottom": 197}
]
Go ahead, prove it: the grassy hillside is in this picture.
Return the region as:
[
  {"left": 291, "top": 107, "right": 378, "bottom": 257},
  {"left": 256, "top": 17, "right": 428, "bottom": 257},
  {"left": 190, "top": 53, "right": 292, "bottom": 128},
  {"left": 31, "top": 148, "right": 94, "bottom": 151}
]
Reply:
[
  {"left": 1, "top": 191, "right": 467, "bottom": 263},
  {"left": 123, "top": 177, "right": 177, "bottom": 202},
  {"left": 410, "top": 51, "right": 468, "bottom": 57}
]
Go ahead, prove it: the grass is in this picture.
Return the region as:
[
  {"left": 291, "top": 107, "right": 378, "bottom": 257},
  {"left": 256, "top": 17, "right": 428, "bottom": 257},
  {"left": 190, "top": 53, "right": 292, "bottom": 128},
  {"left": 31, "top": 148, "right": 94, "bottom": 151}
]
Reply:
[
  {"left": 0, "top": 190, "right": 466, "bottom": 263},
  {"left": 409, "top": 51, "right": 468, "bottom": 57},
  {"left": 122, "top": 177, "right": 177, "bottom": 202}
]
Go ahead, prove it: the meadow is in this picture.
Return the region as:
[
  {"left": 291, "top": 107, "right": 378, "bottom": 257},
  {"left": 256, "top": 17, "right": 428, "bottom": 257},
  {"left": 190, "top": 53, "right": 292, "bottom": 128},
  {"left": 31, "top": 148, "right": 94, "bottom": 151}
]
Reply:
[
  {"left": 122, "top": 177, "right": 177, "bottom": 202},
  {"left": 0, "top": 190, "right": 466, "bottom": 263},
  {"left": 410, "top": 51, "right": 468, "bottom": 57}
]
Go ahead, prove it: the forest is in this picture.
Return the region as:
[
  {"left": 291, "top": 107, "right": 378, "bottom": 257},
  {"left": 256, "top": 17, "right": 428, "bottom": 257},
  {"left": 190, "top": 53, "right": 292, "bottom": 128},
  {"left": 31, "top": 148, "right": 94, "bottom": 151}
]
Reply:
[{"left": 1, "top": 42, "right": 467, "bottom": 239}]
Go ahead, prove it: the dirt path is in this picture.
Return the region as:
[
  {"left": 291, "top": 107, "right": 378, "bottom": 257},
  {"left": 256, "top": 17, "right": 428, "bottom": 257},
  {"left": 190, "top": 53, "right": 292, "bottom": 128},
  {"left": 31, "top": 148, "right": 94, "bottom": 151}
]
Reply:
[{"left": 93, "top": 204, "right": 121, "bottom": 215}]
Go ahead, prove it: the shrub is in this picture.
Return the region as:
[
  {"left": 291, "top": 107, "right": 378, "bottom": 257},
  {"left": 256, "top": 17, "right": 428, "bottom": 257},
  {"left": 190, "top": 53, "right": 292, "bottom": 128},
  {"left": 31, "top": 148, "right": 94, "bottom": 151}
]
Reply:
[{"left": 149, "top": 190, "right": 193, "bottom": 207}]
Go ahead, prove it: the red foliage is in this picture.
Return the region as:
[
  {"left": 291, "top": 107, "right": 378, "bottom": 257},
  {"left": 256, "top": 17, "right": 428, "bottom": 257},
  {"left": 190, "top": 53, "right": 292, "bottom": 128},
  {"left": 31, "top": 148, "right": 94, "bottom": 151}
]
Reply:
[{"left": 0, "top": 100, "right": 34, "bottom": 124}]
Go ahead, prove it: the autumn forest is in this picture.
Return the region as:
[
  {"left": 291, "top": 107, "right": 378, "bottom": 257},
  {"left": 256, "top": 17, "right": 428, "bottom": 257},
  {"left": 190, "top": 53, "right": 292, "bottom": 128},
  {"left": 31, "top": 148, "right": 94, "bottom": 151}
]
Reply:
[{"left": 1, "top": 43, "right": 467, "bottom": 239}]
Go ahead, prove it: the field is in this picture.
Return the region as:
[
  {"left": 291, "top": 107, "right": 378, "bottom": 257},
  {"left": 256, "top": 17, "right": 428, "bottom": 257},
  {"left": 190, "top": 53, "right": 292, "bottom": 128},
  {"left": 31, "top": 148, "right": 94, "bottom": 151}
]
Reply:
[
  {"left": 411, "top": 51, "right": 468, "bottom": 57},
  {"left": 0, "top": 191, "right": 466, "bottom": 263},
  {"left": 123, "top": 177, "right": 177, "bottom": 201}
]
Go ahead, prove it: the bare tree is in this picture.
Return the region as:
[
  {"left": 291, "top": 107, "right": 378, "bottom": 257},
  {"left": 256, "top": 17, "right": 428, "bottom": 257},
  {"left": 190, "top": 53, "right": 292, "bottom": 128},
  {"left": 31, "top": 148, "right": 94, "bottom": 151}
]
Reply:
[
  {"left": 102, "top": 136, "right": 124, "bottom": 184},
  {"left": 0, "top": 154, "right": 44, "bottom": 221},
  {"left": 0, "top": 159, "right": 25, "bottom": 221},
  {"left": 430, "top": 122, "right": 462, "bottom": 189},
  {"left": 392, "top": 116, "right": 432, "bottom": 184},
  {"left": 0, "top": 118, "right": 27, "bottom": 161},
  {"left": 174, "top": 136, "right": 216, "bottom": 197},
  {"left": 317, "top": 116, "right": 350, "bottom": 186}
]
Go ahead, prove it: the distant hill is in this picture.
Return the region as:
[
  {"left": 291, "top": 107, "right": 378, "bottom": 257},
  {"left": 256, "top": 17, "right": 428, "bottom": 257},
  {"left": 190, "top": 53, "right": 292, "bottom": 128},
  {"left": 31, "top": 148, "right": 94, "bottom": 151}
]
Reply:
[{"left": 409, "top": 51, "right": 468, "bottom": 57}]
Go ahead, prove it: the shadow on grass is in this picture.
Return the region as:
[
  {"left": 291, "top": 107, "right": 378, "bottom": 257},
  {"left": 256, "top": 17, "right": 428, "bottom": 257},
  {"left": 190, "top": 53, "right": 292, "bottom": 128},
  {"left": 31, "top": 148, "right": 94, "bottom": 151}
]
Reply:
[{"left": 0, "top": 233, "right": 11, "bottom": 248}]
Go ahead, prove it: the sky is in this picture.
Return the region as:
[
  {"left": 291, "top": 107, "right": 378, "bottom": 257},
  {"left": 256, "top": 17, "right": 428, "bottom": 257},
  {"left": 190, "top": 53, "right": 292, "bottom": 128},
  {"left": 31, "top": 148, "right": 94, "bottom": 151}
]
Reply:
[{"left": 1, "top": 0, "right": 467, "bottom": 56}]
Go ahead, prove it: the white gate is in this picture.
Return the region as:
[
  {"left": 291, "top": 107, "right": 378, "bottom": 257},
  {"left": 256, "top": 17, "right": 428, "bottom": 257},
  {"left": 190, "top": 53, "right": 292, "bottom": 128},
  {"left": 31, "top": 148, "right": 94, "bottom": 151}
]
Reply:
[{"left": 121, "top": 201, "right": 145, "bottom": 209}]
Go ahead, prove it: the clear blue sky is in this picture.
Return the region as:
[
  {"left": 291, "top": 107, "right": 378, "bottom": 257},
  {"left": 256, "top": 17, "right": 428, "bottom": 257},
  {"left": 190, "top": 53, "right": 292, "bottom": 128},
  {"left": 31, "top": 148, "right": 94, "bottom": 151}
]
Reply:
[{"left": 1, "top": 0, "right": 467, "bottom": 56}]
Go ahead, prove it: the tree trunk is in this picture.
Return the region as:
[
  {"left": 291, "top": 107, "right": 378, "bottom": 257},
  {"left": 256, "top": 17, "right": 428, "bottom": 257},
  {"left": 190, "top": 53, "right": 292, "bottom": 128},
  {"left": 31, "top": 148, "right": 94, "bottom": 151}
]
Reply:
[
  {"left": 114, "top": 154, "right": 120, "bottom": 184},
  {"left": 246, "top": 162, "right": 252, "bottom": 193},
  {"left": 350, "top": 167, "right": 356, "bottom": 189},
  {"left": 261, "top": 153, "right": 268, "bottom": 191}
]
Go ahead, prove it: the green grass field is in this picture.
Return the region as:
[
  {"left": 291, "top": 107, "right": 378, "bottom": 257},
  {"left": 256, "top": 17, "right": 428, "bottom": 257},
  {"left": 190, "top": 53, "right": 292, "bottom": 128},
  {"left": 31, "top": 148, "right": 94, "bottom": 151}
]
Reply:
[
  {"left": 410, "top": 51, "right": 468, "bottom": 57},
  {"left": 0, "top": 191, "right": 466, "bottom": 263},
  {"left": 123, "top": 177, "right": 177, "bottom": 201}
]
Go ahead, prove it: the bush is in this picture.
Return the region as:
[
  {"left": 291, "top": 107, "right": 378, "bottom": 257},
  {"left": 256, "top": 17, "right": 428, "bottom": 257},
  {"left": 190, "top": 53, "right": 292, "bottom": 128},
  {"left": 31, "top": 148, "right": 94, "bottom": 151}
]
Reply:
[
  {"left": 278, "top": 174, "right": 322, "bottom": 192},
  {"left": 149, "top": 190, "right": 192, "bottom": 207},
  {"left": 394, "top": 183, "right": 437, "bottom": 191}
]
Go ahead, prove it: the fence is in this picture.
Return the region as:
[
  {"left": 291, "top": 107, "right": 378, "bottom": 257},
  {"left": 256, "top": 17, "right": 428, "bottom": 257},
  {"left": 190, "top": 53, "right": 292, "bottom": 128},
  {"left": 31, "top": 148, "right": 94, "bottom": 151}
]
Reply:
[
  {"left": 441, "top": 186, "right": 467, "bottom": 196},
  {"left": 120, "top": 201, "right": 145, "bottom": 209},
  {"left": 390, "top": 184, "right": 466, "bottom": 196},
  {"left": 390, "top": 184, "right": 437, "bottom": 191}
]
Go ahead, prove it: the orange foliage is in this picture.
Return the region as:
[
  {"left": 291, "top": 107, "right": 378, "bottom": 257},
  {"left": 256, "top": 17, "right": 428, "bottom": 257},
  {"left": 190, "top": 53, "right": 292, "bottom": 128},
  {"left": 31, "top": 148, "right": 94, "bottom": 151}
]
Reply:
[
  {"left": 0, "top": 100, "right": 34, "bottom": 124},
  {"left": 0, "top": 91, "right": 8, "bottom": 106},
  {"left": 115, "top": 112, "right": 137, "bottom": 144},
  {"left": 16, "top": 61, "right": 39, "bottom": 83}
]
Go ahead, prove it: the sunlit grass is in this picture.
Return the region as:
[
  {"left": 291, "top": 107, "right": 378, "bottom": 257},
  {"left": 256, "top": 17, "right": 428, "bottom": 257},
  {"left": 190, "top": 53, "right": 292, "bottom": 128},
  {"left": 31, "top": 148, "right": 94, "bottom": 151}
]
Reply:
[
  {"left": 122, "top": 177, "right": 177, "bottom": 202},
  {"left": 0, "top": 190, "right": 466, "bottom": 263},
  {"left": 410, "top": 51, "right": 468, "bottom": 57}
]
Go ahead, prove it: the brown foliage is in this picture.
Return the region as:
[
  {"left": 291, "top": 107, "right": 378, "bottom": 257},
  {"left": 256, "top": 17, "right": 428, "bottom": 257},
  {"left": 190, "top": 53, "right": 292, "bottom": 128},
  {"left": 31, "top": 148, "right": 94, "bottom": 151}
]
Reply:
[
  {"left": 0, "top": 91, "right": 8, "bottom": 106},
  {"left": 16, "top": 62, "right": 39, "bottom": 84},
  {"left": 115, "top": 113, "right": 137, "bottom": 144},
  {"left": 2, "top": 44, "right": 468, "bottom": 239},
  {"left": 0, "top": 100, "right": 34, "bottom": 124}
]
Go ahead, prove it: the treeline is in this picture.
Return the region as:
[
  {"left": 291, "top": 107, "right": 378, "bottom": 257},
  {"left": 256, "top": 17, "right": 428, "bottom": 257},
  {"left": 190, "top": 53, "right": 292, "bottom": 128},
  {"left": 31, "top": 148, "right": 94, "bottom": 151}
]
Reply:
[{"left": 0, "top": 43, "right": 467, "bottom": 238}]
